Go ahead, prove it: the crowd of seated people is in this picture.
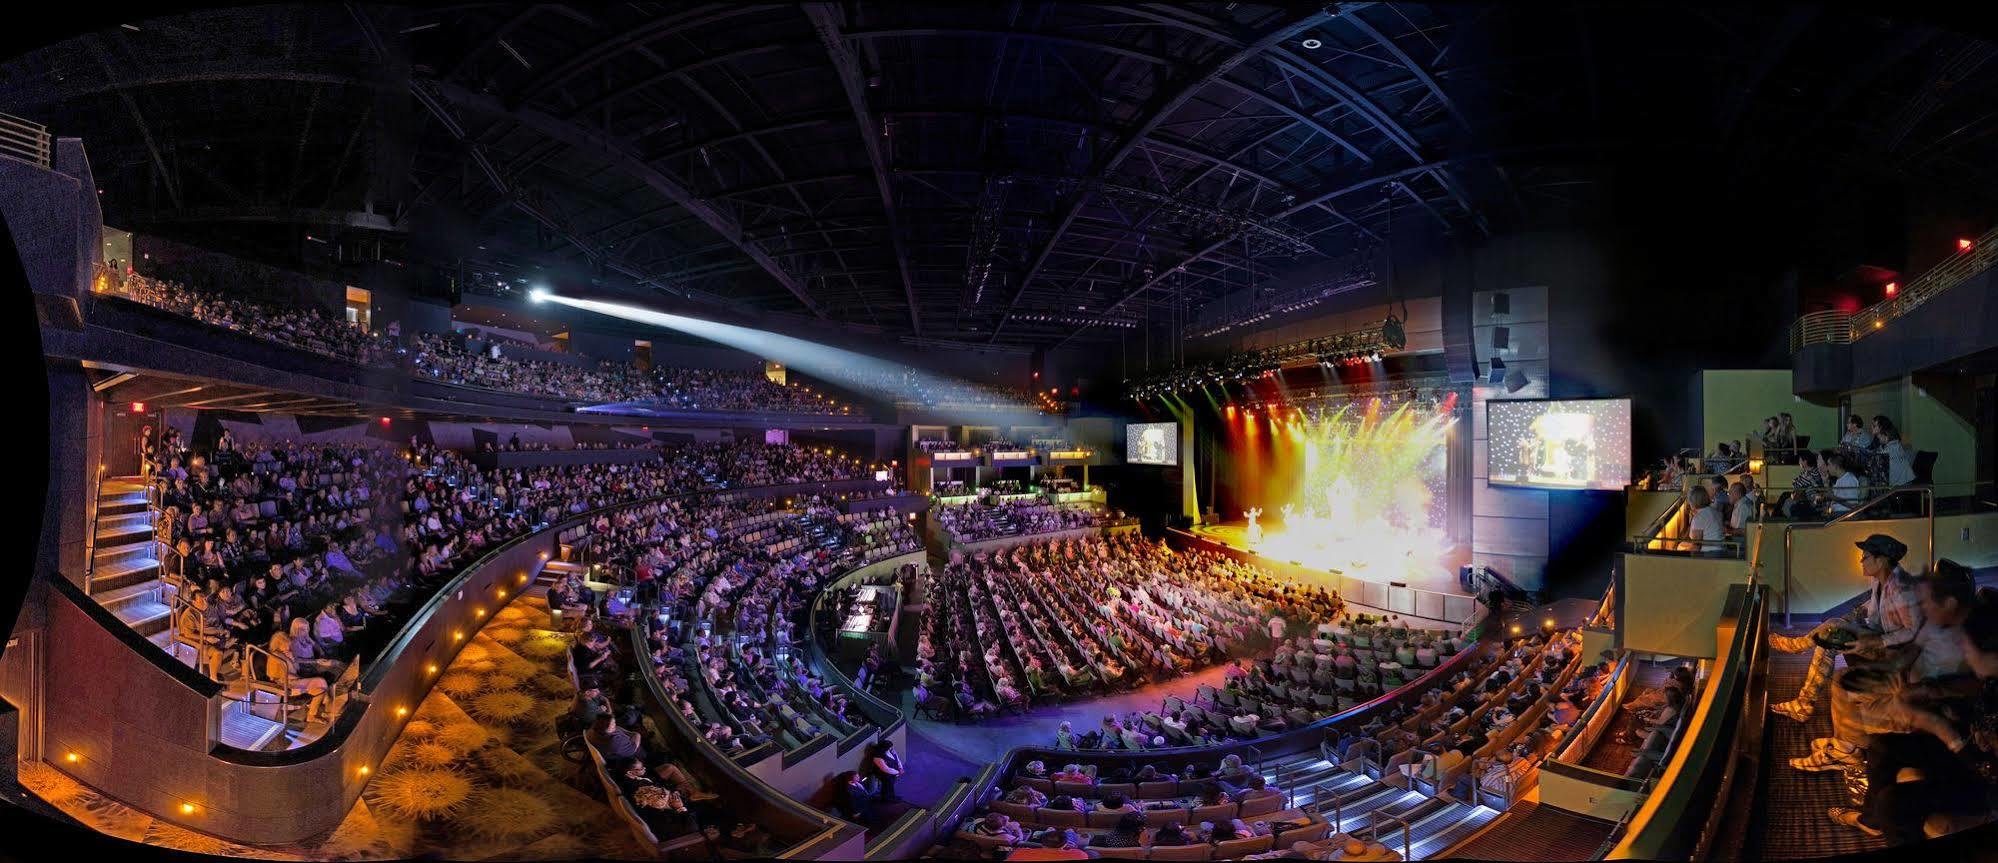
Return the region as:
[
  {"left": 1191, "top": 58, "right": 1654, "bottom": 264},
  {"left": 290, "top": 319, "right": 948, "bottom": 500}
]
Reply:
[
  {"left": 933, "top": 499, "right": 1101, "bottom": 543},
  {"left": 605, "top": 490, "right": 920, "bottom": 755},
  {"left": 1055, "top": 615, "right": 1462, "bottom": 754},
  {"left": 917, "top": 439, "right": 967, "bottom": 452},
  {"left": 143, "top": 434, "right": 885, "bottom": 701},
  {"left": 1330, "top": 627, "right": 1596, "bottom": 806},
  {"left": 111, "top": 269, "right": 398, "bottom": 366},
  {"left": 958, "top": 753, "right": 1333, "bottom": 860},
  {"left": 651, "top": 368, "right": 849, "bottom": 414},
  {"left": 914, "top": 535, "right": 1346, "bottom": 725},
  {"left": 411, "top": 332, "right": 657, "bottom": 401}
]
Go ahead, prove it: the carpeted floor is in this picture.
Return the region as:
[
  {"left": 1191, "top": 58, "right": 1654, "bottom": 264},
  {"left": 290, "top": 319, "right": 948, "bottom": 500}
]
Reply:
[
  {"left": 18, "top": 593, "right": 649, "bottom": 861},
  {"left": 1751, "top": 634, "right": 1888, "bottom": 860}
]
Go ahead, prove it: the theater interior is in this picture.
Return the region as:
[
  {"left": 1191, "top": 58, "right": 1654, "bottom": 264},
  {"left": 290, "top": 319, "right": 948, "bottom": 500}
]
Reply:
[{"left": 5, "top": 4, "right": 1998, "bottom": 862}]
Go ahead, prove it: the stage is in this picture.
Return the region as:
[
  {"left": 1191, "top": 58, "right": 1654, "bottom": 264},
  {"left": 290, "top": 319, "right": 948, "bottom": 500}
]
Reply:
[{"left": 1180, "top": 520, "right": 1475, "bottom": 625}]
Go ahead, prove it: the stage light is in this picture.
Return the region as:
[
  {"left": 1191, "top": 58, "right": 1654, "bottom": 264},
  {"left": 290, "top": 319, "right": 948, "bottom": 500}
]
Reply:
[
  {"left": 1883, "top": 281, "right": 1898, "bottom": 297},
  {"left": 181, "top": 803, "right": 198, "bottom": 815},
  {"left": 65, "top": 752, "right": 78, "bottom": 763},
  {"left": 130, "top": 401, "right": 145, "bottom": 413},
  {"left": 529, "top": 286, "right": 551, "bottom": 302},
  {"left": 1959, "top": 238, "right": 1975, "bottom": 252}
]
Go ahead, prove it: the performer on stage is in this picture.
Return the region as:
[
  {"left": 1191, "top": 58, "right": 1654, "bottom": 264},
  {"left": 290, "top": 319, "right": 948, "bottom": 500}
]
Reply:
[{"left": 1244, "top": 507, "right": 1264, "bottom": 544}]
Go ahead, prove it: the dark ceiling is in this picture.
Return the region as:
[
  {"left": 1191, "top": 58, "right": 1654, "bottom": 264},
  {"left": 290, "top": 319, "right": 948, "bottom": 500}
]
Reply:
[{"left": 5, "top": 3, "right": 1997, "bottom": 351}]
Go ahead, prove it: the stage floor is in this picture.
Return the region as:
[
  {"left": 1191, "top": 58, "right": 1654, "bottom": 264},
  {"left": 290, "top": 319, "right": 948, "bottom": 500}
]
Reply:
[{"left": 1189, "top": 520, "right": 1470, "bottom": 598}]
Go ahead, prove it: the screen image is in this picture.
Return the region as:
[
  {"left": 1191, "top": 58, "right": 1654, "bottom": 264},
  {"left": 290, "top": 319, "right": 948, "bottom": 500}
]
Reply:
[
  {"left": 1126, "top": 421, "right": 1179, "bottom": 466},
  {"left": 1486, "top": 398, "right": 1632, "bottom": 491}
]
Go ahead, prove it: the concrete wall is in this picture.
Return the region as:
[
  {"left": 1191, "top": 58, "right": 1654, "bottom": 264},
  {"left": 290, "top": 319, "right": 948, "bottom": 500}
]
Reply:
[{"left": 1470, "top": 286, "right": 1553, "bottom": 591}]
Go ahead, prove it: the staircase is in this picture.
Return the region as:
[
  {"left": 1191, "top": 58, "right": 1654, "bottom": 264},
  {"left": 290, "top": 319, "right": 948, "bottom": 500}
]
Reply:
[
  {"left": 1258, "top": 750, "right": 1502, "bottom": 860},
  {"left": 537, "top": 558, "right": 585, "bottom": 588},
  {"left": 86, "top": 475, "right": 171, "bottom": 638}
]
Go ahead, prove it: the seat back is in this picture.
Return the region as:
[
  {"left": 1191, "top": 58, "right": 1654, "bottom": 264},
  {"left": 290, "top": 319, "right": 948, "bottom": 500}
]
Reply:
[
  {"left": 1098, "top": 783, "right": 1137, "bottom": 800},
  {"left": 1143, "top": 807, "right": 1190, "bottom": 828},
  {"left": 1056, "top": 780, "right": 1097, "bottom": 798},
  {"left": 1274, "top": 821, "right": 1330, "bottom": 846},
  {"left": 989, "top": 801, "right": 1036, "bottom": 822},
  {"left": 1190, "top": 802, "right": 1238, "bottom": 823},
  {"left": 1214, "top": 835, "right": 1273, "bottom": 857},
  {"left": 1137, "top": 779, "right": 1179, "bottom": 799},
  {"left": 1037, "top": 808, "right": 1086, "bottom": 828},
  {"left": 1147, "top": 843, "right": 1213, "bottom": 862},
  {"left": 1088, "top": 809, "right": 1130, "bottom": 829},
  {"left": 1238, "top": 794, "right": 1284, "bottom": 819},
  {"left": 1093, "top": 848, "right": 1149, "bottom": 860}
]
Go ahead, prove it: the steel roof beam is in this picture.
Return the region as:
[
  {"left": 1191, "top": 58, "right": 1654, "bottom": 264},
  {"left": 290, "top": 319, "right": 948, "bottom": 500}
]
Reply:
[
  {"left": 987, "top": 7, "right": 1335, "bottom": 344},
  {"left": 421, "top": 77, "right": 828, "bottom": 318},
  {"left": 806, "top": 4, "right": 921, "bottom": 335}
]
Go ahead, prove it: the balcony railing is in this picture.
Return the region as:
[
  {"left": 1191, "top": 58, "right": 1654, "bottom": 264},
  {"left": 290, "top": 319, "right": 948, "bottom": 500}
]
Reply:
[
  {"left": 0, "top": 112, "right": 53, "bottom": 169},
  {"left": 1788, "top": 223, "right": 1998, "bottom": 354}
]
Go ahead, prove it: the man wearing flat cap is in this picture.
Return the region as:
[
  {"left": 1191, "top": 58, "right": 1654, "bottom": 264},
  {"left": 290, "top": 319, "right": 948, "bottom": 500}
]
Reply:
[{"left": 1768, "top": 534, "right": 1923, "bottom": 735}]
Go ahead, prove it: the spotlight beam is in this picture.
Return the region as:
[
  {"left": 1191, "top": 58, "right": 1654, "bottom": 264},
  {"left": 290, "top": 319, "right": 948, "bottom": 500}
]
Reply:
[{"left": 538, "top": 292, "right": 1048, "bottom": 422}]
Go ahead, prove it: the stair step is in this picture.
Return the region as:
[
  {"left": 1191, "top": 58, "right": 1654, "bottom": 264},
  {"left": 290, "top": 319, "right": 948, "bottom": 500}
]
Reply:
[
  {"left": 93, "top": 539, "right": 155, "bottom": 563},
  {"left": 112, "top": 596, "right": 172, "bottom": 637},
  {"left": 217, "top": 701, "right": 290, "bottom": 751},
  {"left": 90, "top": 556, "right": 162, "bottom": 594},
  {"left": 101, "top": 478, "right": 150, "bottom": 494},
  {"left": 94, "top": 513, "right": 154, "bottom": 543},
  {"left": 97, "top": 492, "right": 150, "bottom": 512},
  {"left": 96, "top": 579, "right": 166, "bottom": 609},
  {"left": 1414, "top": 805, "right": 1502, "bottom": 860}
]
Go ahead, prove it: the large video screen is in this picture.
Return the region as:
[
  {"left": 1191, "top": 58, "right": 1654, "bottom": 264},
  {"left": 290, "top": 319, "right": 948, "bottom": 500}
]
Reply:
[
  {"left": 1126, "top": 421, "right": 1179, "bottom": 466},
  {"left": 1487, "top": 398, "right": 1632, "bottom": 491}
]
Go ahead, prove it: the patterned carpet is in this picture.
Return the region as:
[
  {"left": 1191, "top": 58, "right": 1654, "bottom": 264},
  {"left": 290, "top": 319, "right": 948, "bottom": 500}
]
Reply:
[
  {"left": 1444, "top": 801, "right": 1617, "bottom": 861},
  {"left": 18, "top": 594, "right": 650, "bottom": 861},
  {"left": 1751, "top": 634, "right": 1888, "bottom": 860}
]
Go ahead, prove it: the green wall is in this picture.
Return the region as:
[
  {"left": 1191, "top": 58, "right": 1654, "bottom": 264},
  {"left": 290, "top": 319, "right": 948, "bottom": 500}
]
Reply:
[
  {"left": 1698, "top": 370, "right": 1838, "bottom": 454},
  {"left": 1846, "top": 375, "right": 1979, "bottom": 489}
]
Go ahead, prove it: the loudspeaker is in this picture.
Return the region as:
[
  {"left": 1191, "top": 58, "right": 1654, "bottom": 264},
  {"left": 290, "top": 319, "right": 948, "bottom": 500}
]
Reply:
[
  {"left": 1486, "top": 356, "right": 1507, "bottom": 385},
  {"left": 1504, "top": 368, "right": 1529, "bottom": 393},
  {"left": 1491, "top": 292, "right": 1510, "bottom": 316},
  {"left": 1492, "top": 326, "right": 1510, "bottom": 351}
]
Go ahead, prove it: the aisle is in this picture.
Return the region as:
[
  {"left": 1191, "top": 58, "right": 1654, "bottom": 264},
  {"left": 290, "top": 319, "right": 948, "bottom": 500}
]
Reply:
[{"left": 899, "top": 664, "right": 1235, "bottom": 774}]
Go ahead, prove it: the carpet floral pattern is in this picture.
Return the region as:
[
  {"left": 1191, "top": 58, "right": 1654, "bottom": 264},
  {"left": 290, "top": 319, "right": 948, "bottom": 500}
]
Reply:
[{"left": 18, "top": 594, "right": 650, "bottom": 860}]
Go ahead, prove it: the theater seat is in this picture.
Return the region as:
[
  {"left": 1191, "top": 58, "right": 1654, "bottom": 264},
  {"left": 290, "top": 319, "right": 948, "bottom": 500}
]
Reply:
[
  {"left": 1094, "top": 848, "right": 1149, "bottom": 860},
  {"left": 1147, "top": 843, "right": 1213, "bottom": 862}
]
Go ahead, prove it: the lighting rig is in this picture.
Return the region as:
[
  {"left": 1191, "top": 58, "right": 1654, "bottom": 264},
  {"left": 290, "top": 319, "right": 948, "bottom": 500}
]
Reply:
[{"left": 1125, "top": 316, "right": 1408, "bottom": 400}]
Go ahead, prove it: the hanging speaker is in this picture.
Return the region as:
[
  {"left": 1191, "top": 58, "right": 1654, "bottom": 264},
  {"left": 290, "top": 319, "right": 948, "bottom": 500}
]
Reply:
[
  {"left": 1491, "top": 292, "right": 1511, "bottom": 316},
  {"left": 1504, "top": 368, "right": 1529, "bottom": 393},
  {"left": 1492, "top": 326, "right": 1510, "bottom": 351}
]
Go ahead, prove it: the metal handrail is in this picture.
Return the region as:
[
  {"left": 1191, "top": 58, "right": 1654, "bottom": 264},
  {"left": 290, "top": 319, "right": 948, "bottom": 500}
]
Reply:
[
  {"left": 1787, "top": 224, "right": 1998, "bottom": 353},
  {"left": 1780, "top": 485, "right": 1935, "bottom": 626},
  {"left": 1375, "top": 810, "right": 1414, "bottom": 862},
  {"left": 0, "top": 112, "right": 52, "bottom": 168}
]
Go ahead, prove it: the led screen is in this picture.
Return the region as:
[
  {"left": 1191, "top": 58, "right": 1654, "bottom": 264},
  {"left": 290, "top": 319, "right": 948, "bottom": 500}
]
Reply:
[
  {"left": 1126, "top": 422, "right": 1179, "bottom": 466},
  {"left": 1486, "top": 398, "right": 1632, "bottom": 491}
]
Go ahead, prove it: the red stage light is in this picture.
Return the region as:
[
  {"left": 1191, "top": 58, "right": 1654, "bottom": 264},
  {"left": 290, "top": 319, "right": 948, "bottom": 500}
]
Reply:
[
  {"left": 379, "top": 417, "right": 392, "bottom": 426},
  {"left": 1884, "top": 281, "right": 1898, "bottom": 297},
  {"left": 1959, "top": 238, "right": 1975, "bottom": 252},
  {"left": 130, "top": 401, "right": 145, "bottom": 413}
]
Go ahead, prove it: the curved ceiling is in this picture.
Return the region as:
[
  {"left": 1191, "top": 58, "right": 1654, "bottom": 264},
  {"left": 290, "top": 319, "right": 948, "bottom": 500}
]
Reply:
[{"left": 4, "top": 3, "right": 1996, "bottom": 349}]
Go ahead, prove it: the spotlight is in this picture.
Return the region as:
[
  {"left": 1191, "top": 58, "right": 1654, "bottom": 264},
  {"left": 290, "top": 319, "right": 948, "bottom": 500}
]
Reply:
[
  {"left": 529, "top": 286, "right": 551, "bottom": 302},
  {"left": 1959, "top": 238, "right": 1975, "bottom": 253},
  {"left": 1301, "top": 37, "right": 1322, "bottom": 49},
  {"left": 1883, "top": 281, "right": 1898, "bottom": 297}
]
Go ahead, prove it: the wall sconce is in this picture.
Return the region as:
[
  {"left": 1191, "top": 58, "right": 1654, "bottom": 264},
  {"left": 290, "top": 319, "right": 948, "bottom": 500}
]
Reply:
[{"left": 180, "top": 802, "right": 198, "bottom": 815}]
